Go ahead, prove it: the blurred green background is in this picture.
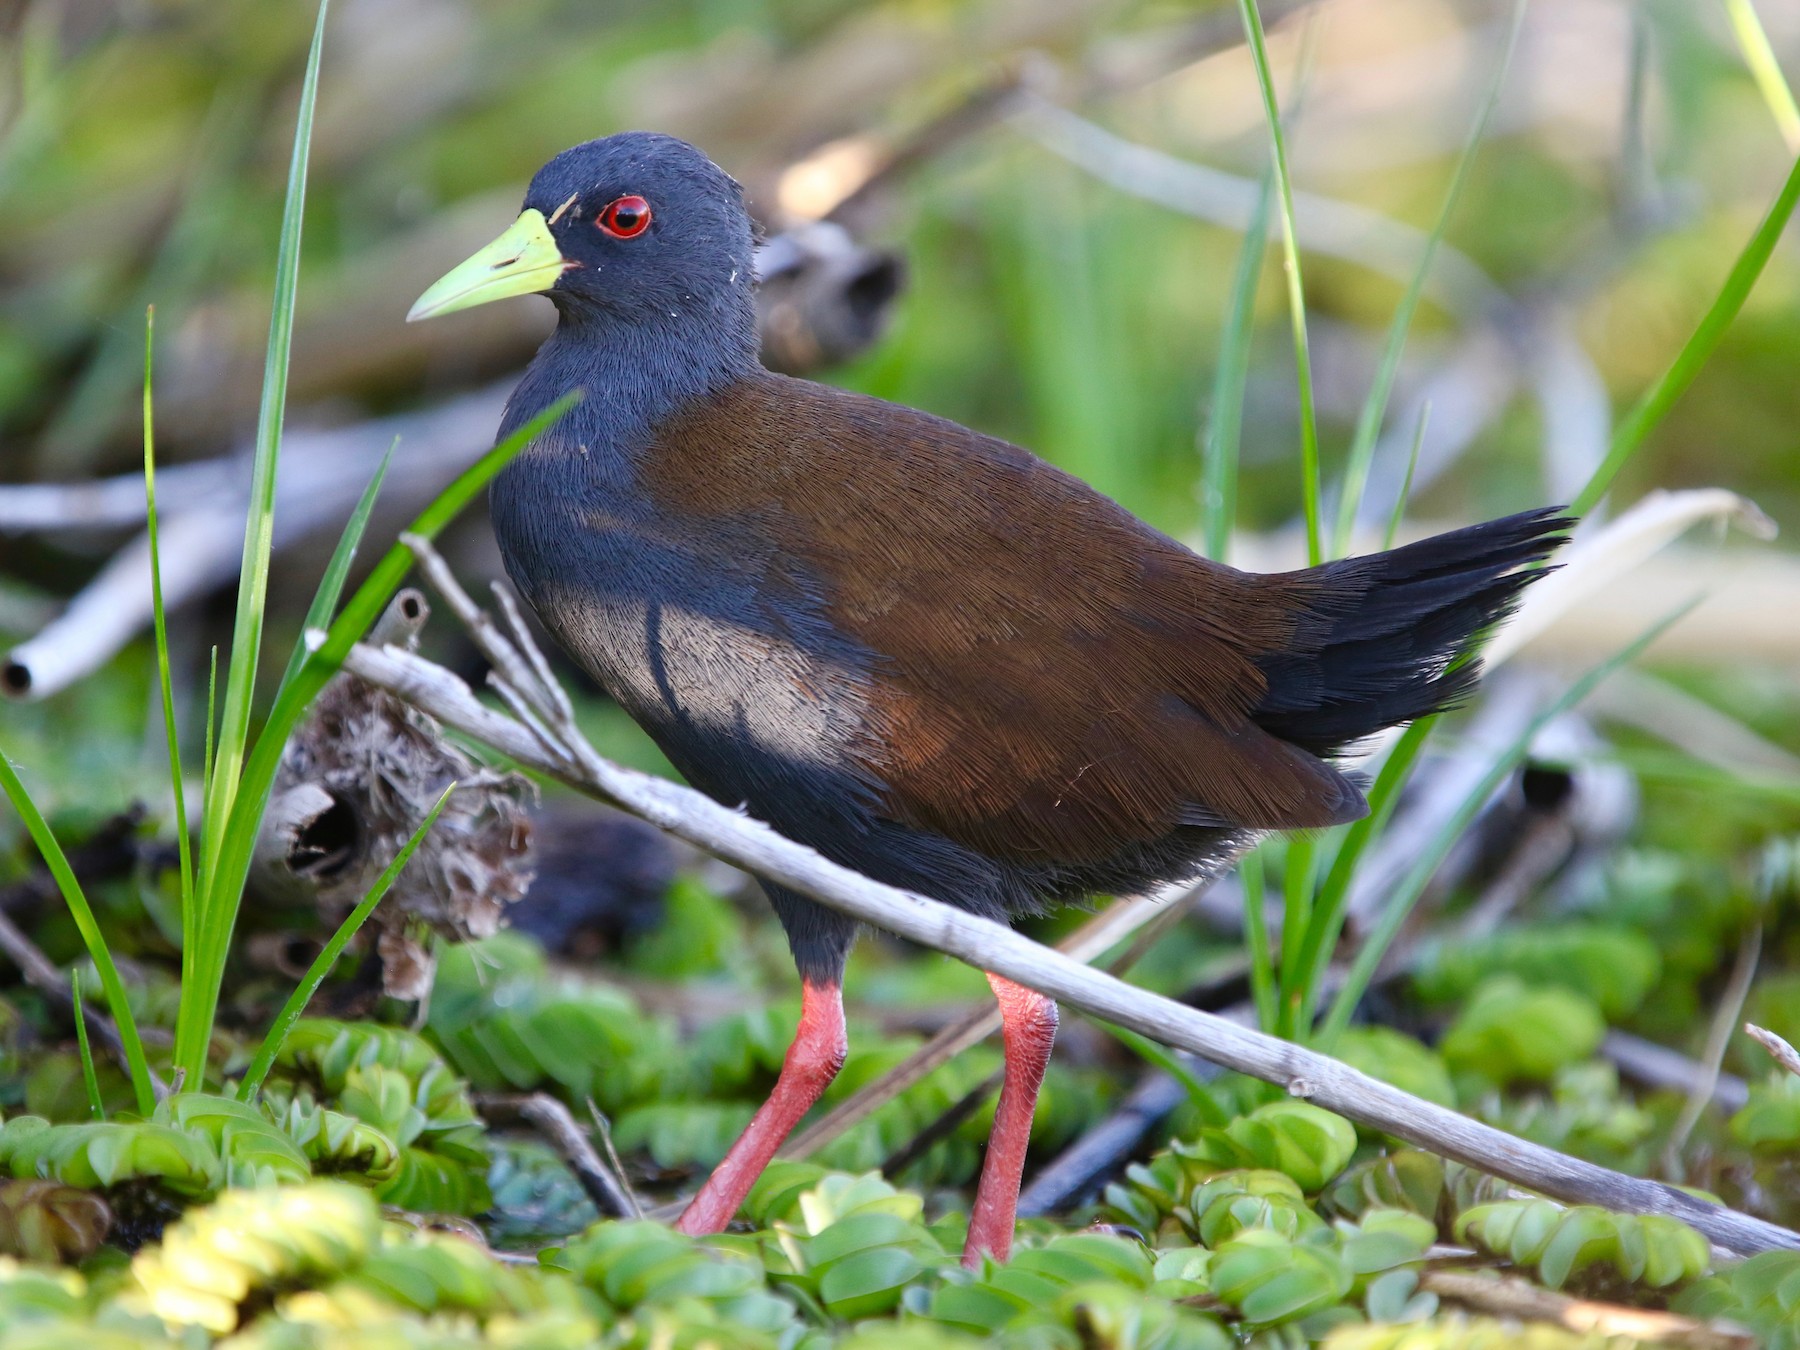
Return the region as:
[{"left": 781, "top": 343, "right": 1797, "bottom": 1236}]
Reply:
[
  {"left": 1, "top": 0, "right": 1796, "bottom": 807},
  {"left": 3, "top": 0, "right": 1797, "bottom": 525}
]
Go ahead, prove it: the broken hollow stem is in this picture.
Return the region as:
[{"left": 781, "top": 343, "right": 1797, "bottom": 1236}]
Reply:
[{"left": 344, "top": 548, "right": 1800, "bottom": 1259}]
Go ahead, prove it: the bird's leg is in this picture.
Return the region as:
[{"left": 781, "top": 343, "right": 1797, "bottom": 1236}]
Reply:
[
  {"left": 962, "top": 972, "right": 1058, "bottom": 1267},
  {"left": 674, "top": 977, "right": 847, "bottom": 1235}
]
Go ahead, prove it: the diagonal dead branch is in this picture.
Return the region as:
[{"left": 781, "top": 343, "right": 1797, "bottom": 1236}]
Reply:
[
  {"left": 796, "top": 886, "right": 1203, "bottom": 1180},
  {"left": 781, "top": 884, "right": 1206, "bottom": 1162},
  {"left": 336, "top": 553, "right": 1800, "bottom": 1257}
]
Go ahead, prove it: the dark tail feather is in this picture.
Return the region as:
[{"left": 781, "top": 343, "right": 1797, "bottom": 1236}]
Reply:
[{"left": 1251, "top": 507, "right": 1572, "bottom": 757}]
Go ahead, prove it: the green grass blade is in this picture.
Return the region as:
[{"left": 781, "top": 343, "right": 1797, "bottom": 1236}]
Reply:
[
  {"left": 276, "top": 437, "right": 397, "bottom": 699},
  {"left": 1001, "top": 163, "right": 1138, "bottom": 505},
  {"left": 1239, "top": 846, "right": 1278, "bottom": 1033},
  {"left": 1201, "top": 167, "right": 1274, "bottom": 562},
  {"left": 142, "top": 305, "right": 196, "bottom": 1004},
  {"left": 1288, "top": 398, "right": 1453, "bottom": 1037},
  {"left": 1570, "top": 148, "right": 1800, "bottom": 515},
  {"left": 237, "top": 783, "right": 453, "bottom": 1101},
  {"left": 1602, "top": 746, "right": 1800, "bottom": 805},
  {"left": 1317, "top": 602, "right": 1697, "bottom": 1046},
  {"left": 1276, "top": 834, "right": 1319, "bottom": 1038},
  {"left": 1235, "top": 0, "right": 1322, "bottom": 564},
  {"left": 71, "top": 976, "right": 104, "bottom": 1120},
  {"left": 1290, "top": 716, "right": 1434, "bottom": 1036},
  {"left": 201, "top": 644, "right": 217, "bottom": 872},
  {"left": 1725, "top": 0, "right": 1800, "bottom": 151},
  {"left": 1382, "top": 401, "right": 1429, "bottom": 551},
  {"left": 0, "top": 754, "right": 155, "bottom": 1114},
  {"left": 1600, "top": 745, "right": 1800, "bottom": 805},
  {"left": 197, "top": 0, "right": 330, "bottom": 894},
  {"left": 171, "top": 393, "right": 576, "bottom": 1084},
  {"left": 1331, "top": 0, "right": 1524, "bottom": 556}
]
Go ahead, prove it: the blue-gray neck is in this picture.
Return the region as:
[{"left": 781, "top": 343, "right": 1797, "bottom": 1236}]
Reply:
[
  {"left": 496, "top": 286, "right": 760, "bottom": 478},
  {"left": 488, "top": 286, "right": 763, "bottom": 626}
]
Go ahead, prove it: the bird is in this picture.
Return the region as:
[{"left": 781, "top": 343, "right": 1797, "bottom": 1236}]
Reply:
[{"left": 408, "top": 131, "right": 1568, "bottom": 1267}]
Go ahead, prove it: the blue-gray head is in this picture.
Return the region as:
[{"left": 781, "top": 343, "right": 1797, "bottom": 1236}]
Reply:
[{"left": 409, "top": 131, "right": 756, "bottom": 334}]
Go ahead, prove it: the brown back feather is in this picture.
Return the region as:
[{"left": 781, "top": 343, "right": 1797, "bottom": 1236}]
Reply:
[{"left": 644, "top": 374, "right": 1361, "bottom": 866}]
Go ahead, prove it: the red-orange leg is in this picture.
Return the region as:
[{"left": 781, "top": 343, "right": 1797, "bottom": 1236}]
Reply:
[
  {"left": 962, "top": 972, "right": 1058, "bottom": 1267},
  {"left": 674, "top": 978, "right": 847, "bottom": 1235}
]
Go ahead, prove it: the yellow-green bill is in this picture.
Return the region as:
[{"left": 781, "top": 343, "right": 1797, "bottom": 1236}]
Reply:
[{"left": 408, "top": 208, "right": 569, "bottom": 322}]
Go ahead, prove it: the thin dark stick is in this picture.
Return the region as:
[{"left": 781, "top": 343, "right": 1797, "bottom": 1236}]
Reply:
[
  {"left": 0, "top": 908, "right": 172, "bottom": 1096},
  {"left": 476, "top": 1092, "right": 635, "bottom": 1220},
  {"left": 880, "top": 1070, "right": 1003, "bottom": 1180},
  {"left": 1017, "top": 1067, "right": 1202, "bottom": 1217}
]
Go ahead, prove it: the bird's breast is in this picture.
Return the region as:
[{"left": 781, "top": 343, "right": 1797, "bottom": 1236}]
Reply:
[
  {"left": 492, "top": 461, "right": 882, "bottom": 790},
  {"left": 542, "top": 578, "right": 875, "bottom": 778}
]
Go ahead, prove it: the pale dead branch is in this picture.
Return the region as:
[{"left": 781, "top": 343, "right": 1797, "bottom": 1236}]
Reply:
[
  {"left": 328, "top": 546, "right": 1800, "bottom": 1258},
  {"left": 1746, "top": 1023, "right": 1800, "bottom": 1080},
  {"left": 778, "top": 884, "right": 1207, "bottom": 1163}
]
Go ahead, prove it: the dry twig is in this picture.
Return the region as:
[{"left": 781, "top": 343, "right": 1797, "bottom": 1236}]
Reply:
[
  {"left": 1421, "top": 1270, "right": 1756, "bottom": 1349},
  {"left": 779, "top": 884, "right": 1209, "bottom": 1162},
  {"left": 1746, "top": 1023, "right": 1800, "bottom": 1079},
  {"left": 474, "top": 1092, "right": 635, "bottom": 1220},
  {"left": 1664, "top": 925, "right": 1761, "bottom": 1179}
]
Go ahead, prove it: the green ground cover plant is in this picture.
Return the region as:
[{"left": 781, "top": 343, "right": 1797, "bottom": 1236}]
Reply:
[{"left": 0, "top": 0, "right": 1798, "bottom": 1345}]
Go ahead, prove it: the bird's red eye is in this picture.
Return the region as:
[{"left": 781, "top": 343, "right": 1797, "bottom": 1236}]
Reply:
[{"left": 597, "top": 195, "right": 652, "bottom": 239}]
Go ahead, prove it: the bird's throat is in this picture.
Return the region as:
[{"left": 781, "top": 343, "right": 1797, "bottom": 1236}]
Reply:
[
  {"left": 512, "top": 291, "right": 759, "bottom": 466},
  {"left": 486, "top": 293, "right": 765, "bottom": 646}
]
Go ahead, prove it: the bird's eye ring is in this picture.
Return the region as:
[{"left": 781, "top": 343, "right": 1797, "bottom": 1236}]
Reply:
[{"left": 597, "top": 195, "right": 652, "bottom": 239}]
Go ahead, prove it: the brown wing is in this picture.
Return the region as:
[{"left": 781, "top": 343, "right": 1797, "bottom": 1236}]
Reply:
[{"left": 645, "top": 374, "right": 1361, "bottom": 864}]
